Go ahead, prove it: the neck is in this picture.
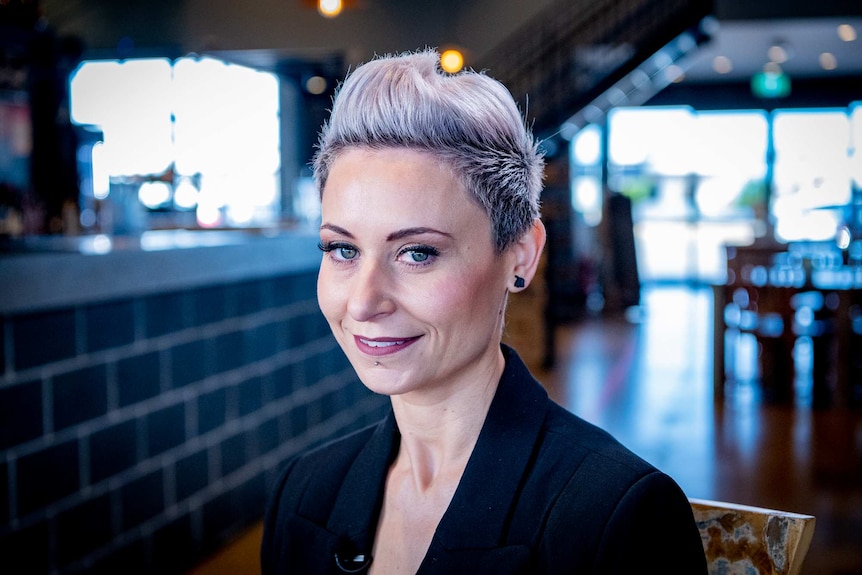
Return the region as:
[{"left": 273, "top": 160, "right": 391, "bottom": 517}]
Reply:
[{"left": 389, "top": 348, "right": 504, "bottom": 491}]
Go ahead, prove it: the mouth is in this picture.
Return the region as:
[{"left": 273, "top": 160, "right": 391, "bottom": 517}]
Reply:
[{"left": 353, "top": 335, "right": 421, "bottom": 357}]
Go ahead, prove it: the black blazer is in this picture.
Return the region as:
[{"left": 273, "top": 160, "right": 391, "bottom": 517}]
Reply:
[{"left": 261, "top": 346, "right": 708, "bottom": 574}]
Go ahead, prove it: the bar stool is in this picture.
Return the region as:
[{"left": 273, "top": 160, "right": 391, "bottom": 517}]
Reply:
[{"left": 791, "top": 290, "right": 838, "bottom": 408}]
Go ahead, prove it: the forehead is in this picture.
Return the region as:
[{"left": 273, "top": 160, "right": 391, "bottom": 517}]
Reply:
[{"left": 321, "top": 148, "right": 485, "bottom": 226}]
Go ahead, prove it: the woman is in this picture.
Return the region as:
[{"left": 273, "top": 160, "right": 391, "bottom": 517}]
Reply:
[{"left": 261, "top": 49, "right": 707, "bottom": 574}]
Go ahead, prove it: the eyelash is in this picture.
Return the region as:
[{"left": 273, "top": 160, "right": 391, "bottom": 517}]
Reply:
[
  {"left": 317, "top": 241, "right": 440, "bottom": 267},
  {"left": 398, "top": 244, "right": 440, "bottom": 266},
  {"left": 317, "top": 241, "right": 356, "bottom": 262}
]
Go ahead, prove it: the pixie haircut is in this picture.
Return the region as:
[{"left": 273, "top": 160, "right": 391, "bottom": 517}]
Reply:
[{"left": 313, "top": 49, "right": 544, "bottom": 253}]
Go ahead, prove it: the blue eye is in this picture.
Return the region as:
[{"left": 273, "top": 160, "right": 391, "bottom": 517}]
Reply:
[
  {"left": 399, "top": 245, "right": 439, "bottom": 265},
  {"left": 336, "top": 246, "right": 357, "bottom": 260},
  {"left": 318, "top": 241, "right": 358, "bottom": 261}
]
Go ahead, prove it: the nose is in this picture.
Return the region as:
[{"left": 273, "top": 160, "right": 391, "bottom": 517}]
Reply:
[{"left": 346, "top": 259, "right": 396, "bottom": 322}]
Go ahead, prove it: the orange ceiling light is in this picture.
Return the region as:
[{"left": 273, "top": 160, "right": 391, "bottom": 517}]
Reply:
[
  {"left": 301, "top": 0, "right": 357, "bottom": 18},
  {"left": 440, "top": 49, "right": 464, "bottom": 73},
  {"left": 318, "top": 0, "right": 343, "bottom": 18}
]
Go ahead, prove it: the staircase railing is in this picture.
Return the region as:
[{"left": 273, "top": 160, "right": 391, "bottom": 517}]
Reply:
[{"left": 478, "top": 0, "right": 715, "bottom": 142}]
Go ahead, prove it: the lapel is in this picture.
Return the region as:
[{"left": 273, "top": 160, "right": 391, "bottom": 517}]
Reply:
[{"left": 327, "top": 410, "right": 400, "bottom": 556}]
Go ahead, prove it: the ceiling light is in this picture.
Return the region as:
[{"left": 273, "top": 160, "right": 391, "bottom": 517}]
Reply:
[
  {"left": 440, "top": 49, "right": 464, "bottom": 73},
  {"left": 318, "top": 0, "right": 342, "bottom": 18},
  {"left": 712, "top": 55, "right": 732, "bottom": 74},
  {"left": 837, "top": 24, "right": 857, "bottom": 42},
  {"left": 767, "top": 44, "right": 788, "bottom": 64},
  {"left": 819, "top": 52, "right": 838, "bottom": 70},
  {"left": 305, "top": 75, "right": 328, "bottom": 94}
]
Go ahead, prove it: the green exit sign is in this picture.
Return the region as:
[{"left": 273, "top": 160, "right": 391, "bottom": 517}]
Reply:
[{"left": 751, "top": 70, "right": 791, "bottom": 98}]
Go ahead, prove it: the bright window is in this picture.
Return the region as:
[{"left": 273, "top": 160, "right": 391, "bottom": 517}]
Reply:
[
  {"left": 70, "top": 56, "right": 281, "bottom": 231},
  {"left": 772, "top": 109, "right": 851, "bottom": 242},
  {"left": 578, "top": 103, "right": 860, "bottom": 283}
]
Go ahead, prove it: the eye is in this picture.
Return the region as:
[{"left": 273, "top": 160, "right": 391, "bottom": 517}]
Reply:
[
  {"left": 398, "top": 245, "right": 439, "bottom": 265},
  {"left": 318, "top": 241, "right": 359, "bottom": 261},
  {"left": 335, "top": 246, "right": 358, "bottom": 260}
]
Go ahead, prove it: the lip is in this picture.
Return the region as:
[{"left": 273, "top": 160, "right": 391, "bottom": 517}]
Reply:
[{"left": 353, "top": 335, "right": 421, "bottom": 357}]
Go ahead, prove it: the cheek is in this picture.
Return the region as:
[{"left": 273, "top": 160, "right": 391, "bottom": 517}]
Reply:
[
  {"left": 316, "top": 267, "right": 345, "bottom": 322},
  {"left": 419, "top": 269, "right": 500, "bottom": 325}
]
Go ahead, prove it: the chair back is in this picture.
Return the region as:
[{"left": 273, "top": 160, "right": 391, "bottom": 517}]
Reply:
[{"left": 690, "top": 498, "right": 815, "bottom": 575}]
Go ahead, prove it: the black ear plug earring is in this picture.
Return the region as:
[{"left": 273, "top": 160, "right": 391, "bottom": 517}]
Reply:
[{"left": 514, "top": 275, "right": 525, "bottom": 288}]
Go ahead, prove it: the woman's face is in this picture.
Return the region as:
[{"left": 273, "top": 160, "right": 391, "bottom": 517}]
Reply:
[{"left": 317, "top": 147, "right": 513, "bottom": 400}]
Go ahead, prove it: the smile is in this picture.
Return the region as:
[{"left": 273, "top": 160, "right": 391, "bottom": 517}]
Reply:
[{"left": 354, "top": 335, "right": 420, "bottom": 357}]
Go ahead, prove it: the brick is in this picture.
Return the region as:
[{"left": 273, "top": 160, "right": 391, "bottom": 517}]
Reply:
[
  {"left": 289, "top": 403, "right": 308, "bottom": 438},
  {"left": 17, "top": 438, "right": 79, "bottom": 516},
  {"left": 53, "top": 363, "right": 108, "bottom": 431},
  {"left": 144, "top": 291, "right": 187, "bottom": 338},
  {"left": 0, "top": 379, "right": 42, "bottom": 450},
  {"left": 197, "top": 387, "right": 227, "bottom": 435},
  {"left": 175, "top": 448, "right": 209, "bottom": 502},
  {"left": 191, "top": 285, "right": 226, "bottom": 327},
  {"left": 147, "top": 402, "right": 186, "bottom": 457},
  {"left": 117, "top": 351, "right": 160, "bottom": 407},
  {"left": 120, "top": 469, "right": 164, "bottom": 530},
  {"left": 89, "top": 419, "right": 138, "bottom": 483},
  {"left": 220, "top": 431, "right": 247, "bottom": 477},
  {"left": 11, "top": 308, "right": 76, "bottom": 370},
  {"left": 248, "top": 321, "right": 280, "bottom": 362},
  {"left": 214, "top": 330, "right": 244, "bottom": 374},
  {"left": 238, "top": 376, "right": 263, "bottom": 417},
  {"left": 230, "top": 279, "right": 263, "bottom": 317},
  {"left": 84, "top": 300, "right": 135, "bottom": 353},
  {"left": 170, "top": 338, "right": 209, "bottom": 389},
  {"left": 270, "top": 361, "right": 299, "bottom": 400},
  {"left": 303, "top": 354, "right": 322, "bottom": 390},
  {"left": 257, "top": 416, "right": 280, "bottom": 456},
  {"left": 56, "top": 493, "right": 113, "bottom": 568},
  {"left": 268, "top": 275, "right": 295, "bottom": 308}
]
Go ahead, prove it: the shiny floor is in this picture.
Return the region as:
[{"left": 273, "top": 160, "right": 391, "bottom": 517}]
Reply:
[
  {"left": 540, "top": 285, "right": 862, "bottom": 575},
  {"left": 191, "top": 284, "right": 862, "bottom": 575}
]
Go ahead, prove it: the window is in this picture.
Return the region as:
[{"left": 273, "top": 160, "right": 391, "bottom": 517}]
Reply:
[
  {"left": 70, "top": 56, "right": 280, "bottom": 232},
  {"left": 570, "top": 103, "right": 860, "bottom": 283}
]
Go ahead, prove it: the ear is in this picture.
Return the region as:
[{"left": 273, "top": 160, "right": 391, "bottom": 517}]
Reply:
[{"left": 509, "top": 219, "right": 546, "bottom": 291}]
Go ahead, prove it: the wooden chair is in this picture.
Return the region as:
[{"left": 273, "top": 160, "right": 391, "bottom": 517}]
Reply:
[{"left": 690, "top": 498, "right": 815, "bottom": 575}]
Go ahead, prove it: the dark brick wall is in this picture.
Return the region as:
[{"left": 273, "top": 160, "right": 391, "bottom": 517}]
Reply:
[{"left": 0, "top": 270, "right": 388, "bottom": 574}]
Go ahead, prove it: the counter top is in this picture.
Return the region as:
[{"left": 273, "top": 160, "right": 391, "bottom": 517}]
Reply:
[{"left": 0, "top": 228, "right": 322, "bottom": 315}]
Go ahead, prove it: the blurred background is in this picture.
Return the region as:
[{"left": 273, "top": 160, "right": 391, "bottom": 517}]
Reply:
[{"left": 1, "top": 0, "right": 860, "bottom": 574}]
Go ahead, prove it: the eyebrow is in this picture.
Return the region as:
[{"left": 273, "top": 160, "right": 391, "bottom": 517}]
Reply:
[{"left": 319, "top": 224, "right": 453, "bottom": 242}]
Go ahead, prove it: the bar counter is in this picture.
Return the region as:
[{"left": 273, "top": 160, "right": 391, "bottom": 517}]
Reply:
[
  {"left": 0, "top": 228, "right": 388, "bottom": 574},
  {"left": 0, "top": 228, "right": 321, "bottom": 315}
]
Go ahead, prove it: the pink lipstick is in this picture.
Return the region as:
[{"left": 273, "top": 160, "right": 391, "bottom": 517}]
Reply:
[{"left": 353, "top": 335, "right": 420, "bottom": 357}]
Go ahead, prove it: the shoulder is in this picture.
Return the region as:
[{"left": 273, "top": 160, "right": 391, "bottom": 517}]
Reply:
[
  {"left": 540, "top": 401, "right": 656, "bottom": 481},
  {"left": 540, "top": 401, "right": 689, "bottom": 517},
  {"left": 531, "top": 404, "right": 706, "bottom": 573}
]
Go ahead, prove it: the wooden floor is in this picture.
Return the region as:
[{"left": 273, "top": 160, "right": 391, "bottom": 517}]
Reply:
[
  {"left": 540, "top": 285, "right": 862, "bottom": 575},
  {"left": 190, "top": 284, "right": 862, "bottom": 575}
]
